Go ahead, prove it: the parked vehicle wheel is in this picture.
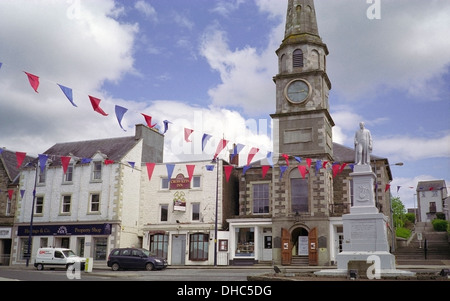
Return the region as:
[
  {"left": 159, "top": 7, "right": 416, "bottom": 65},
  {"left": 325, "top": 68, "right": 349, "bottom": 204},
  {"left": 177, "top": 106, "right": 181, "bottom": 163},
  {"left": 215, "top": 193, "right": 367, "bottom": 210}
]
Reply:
[
  {"left": 36, "top": 263, "right": 44, "bottom": 271},
  {"left": 145, "top": 263, "right": 154, "bottom": 271},
  {"left": 111, "top": 263, "right": 120, "bottom": 271}
]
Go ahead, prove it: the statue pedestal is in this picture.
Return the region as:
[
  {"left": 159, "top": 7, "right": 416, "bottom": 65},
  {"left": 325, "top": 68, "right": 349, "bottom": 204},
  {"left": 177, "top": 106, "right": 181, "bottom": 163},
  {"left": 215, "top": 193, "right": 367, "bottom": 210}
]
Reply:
[{"left": 315, "top": 165, "right": 415, "bottom": 278}]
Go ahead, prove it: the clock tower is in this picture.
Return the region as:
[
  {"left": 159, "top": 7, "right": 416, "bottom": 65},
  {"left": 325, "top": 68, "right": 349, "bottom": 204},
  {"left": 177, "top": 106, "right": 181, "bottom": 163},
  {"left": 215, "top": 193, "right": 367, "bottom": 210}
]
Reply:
[
  {"left": 271, "top": 0, "right": 334, "bottom": 160},
  {"left": 270, "top": 0, "right": 335, "bottom": 266}
]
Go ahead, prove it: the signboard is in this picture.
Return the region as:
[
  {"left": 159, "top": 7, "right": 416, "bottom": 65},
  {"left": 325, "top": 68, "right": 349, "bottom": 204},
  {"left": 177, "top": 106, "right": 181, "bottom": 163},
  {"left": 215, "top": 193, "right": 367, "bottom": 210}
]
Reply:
[
  {"left": 17, "top": 223, "right": 112, "bottom": 236},
  {"left": 298, "top": 236, "right": 308, "bottom": 255},
  {"left": 173, "top": 191, "right": 187, "bottom": 211},
  {"left": 170, "top": 173, "right": 190, "bottom": 190},
  {"left": 0, "top": 228, "right": 12, "bottom": 239}
]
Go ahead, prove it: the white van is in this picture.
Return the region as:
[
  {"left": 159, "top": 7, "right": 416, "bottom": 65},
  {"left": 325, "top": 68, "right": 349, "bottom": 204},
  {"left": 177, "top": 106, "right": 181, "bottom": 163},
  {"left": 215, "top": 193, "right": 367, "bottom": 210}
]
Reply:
[{"left": 34, "top": 248, "right": 86, "bottom": 271}]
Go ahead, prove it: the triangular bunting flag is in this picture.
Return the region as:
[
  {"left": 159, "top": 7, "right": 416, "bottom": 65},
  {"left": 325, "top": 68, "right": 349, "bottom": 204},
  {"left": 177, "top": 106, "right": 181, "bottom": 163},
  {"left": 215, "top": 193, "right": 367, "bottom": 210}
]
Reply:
[
  {"left": 206, "top": 165, "right": 215, "bottom": 171},
  {"left": 279, "top": 166, "right": 288, "bottom": 179},
  {"left": 186, "top": 165, "right": 195, "bottom": 181},
  {"left": 163, "top": 120, "right": 172, "bottom": 134},
  {"left": 58, "top": 84, "right": 77, "bottom": 107},
  {"left": 247, "top": 147, "right": 259, "bottom": 166},
  {"left": 262, "top": 165, "right": 271, "bottom": 179},
  {"left": 115, "top": 105, "right": 128, "bottom": 131},
  {"left": 141, "top": 113, "right": 157, "bottom": 128},
  {"left": 24, "top": 72, "right": 40, "bottom": 93},
  {"left": 166, "top": 164, "right": 175, "bottom": 180},
  {"left": 128, "top": 161, "right": 135, "bottom": 169},
  {"left": 306, "top": 158, "right": 312, "bottom": 169},
  {"left": 385, "top": 184, "right": 391, "bottom": 192},
  {"left": 61, "top": 156, "right": 71, "bottom": 175},
  {"left": 89, "top": 96, "right": 108, "bottom": 116},
  {"left": 15, "top": 152, "right": 26, "bottom": 169},
  {"left": 146, "top": 163, "right": 156, "bottom": 181},
  {"left": 230, "top": 143, "right": 245, "bottom": 161},
  {"left": 266, "top": 151, "right": 273, "bottom": 167},
  {"left": 298, "top": 165, "right": 308, "bottom": 179},
  {"left": 224, "top": 165, "right": 234, "bottom": 182},
  {"left": 213, "top": 139, "right": 229, "bottom": 160},
  {"left": 38, "top": 154, "right": 48, "bottom": 173},
  {"left": 184, "top": 128, "right": 194, "bottom": 142},
  {"left": 104, "top": 160, "right": 114, "bottom": 165},
  {"left": 202, "top": 134, "right": 212, "bottom": 152},
  {"left": 282, "top": 154, "right": 290, "bottom": 166},
  {"left": 243, "top": 165, "right": 252, "bottom": 175},
  {"left": 20, "top": 189, "right": 25, "bottom": 199},
  {"left": 81, "top": 158, "right": 92, "bottom": 164}
]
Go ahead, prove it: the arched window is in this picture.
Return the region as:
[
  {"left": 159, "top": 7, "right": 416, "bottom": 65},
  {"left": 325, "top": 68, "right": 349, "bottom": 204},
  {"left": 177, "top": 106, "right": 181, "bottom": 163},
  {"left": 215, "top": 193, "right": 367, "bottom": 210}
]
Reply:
[
  {"left": 280, "top": 54, "right": 287, "bottom": 73},
  {"left": 293, "top": 49, "right": 304, "bottom": 68}
]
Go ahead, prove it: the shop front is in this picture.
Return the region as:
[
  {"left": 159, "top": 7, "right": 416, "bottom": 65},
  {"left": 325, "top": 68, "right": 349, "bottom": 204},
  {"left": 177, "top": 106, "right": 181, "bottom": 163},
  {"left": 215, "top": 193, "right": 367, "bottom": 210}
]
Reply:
[
  {"left": 227, "top": 218, "right": 272, "bottom": 265},
  {"left": 12, "top": 222, "right": 116, "bottom": 265}
]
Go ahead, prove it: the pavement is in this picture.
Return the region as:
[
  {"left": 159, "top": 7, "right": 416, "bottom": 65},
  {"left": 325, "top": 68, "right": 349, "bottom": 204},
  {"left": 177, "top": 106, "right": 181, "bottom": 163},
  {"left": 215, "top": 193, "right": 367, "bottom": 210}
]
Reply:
[{"left": 1, "top": 262, "right": 449, "bottom": 281}]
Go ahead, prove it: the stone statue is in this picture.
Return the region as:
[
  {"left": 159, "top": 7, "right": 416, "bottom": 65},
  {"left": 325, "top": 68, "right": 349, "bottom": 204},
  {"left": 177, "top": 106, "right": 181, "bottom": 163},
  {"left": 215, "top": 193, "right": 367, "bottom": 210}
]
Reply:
[{"left": 354, "top": 122, "right": 372, "bottom": 165}]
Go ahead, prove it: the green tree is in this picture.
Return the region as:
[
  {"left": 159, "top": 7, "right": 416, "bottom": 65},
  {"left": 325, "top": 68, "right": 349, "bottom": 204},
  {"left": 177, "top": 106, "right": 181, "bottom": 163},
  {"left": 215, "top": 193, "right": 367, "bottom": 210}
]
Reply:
[{"left": 391, "top": 197, "right": 406, "bottom": 228}]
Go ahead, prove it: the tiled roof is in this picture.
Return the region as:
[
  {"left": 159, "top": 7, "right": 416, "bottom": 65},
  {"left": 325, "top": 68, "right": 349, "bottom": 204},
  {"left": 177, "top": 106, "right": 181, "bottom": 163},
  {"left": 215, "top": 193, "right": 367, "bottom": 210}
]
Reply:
[
  {"left": 42, "top": 136, "right": 138, "bottom": 166},
  {"left": 0, "top": 149, "right": 36, "bottom": 183},
  {"left": 417, "top": 180, "right": 447, "bottom": 191}
]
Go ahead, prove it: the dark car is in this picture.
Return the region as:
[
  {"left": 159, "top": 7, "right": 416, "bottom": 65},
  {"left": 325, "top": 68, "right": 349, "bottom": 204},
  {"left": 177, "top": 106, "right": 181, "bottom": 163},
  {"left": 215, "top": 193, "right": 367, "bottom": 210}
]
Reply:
[{"left": 107, "top": 248, "right": 168, "bottom": 271}]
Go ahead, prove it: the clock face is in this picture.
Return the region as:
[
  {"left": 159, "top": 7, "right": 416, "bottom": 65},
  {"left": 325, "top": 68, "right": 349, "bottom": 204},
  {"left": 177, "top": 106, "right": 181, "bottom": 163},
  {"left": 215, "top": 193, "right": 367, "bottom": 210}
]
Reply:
[{"left": 285, "top": 79, "right": 310, "bottom": 104}]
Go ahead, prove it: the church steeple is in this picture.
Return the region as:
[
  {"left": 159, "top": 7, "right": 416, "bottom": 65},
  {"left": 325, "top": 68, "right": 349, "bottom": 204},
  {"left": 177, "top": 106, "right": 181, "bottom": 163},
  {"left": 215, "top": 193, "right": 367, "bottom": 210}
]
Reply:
[{"left": 285, "top": 0, "right": 319, "bottom": 39}]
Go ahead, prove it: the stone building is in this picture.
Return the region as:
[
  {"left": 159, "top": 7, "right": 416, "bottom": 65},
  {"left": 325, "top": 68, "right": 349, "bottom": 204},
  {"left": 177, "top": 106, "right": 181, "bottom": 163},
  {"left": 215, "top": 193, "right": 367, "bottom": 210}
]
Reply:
[
  {"left": 0, "top": 149, "right": 34, "bottom": 265},
  {"left": 11, "top": 124, "right": 164, "bottom": 266},
  {"left": 227, "top": 0, "right": 395, "bottom": 267}
]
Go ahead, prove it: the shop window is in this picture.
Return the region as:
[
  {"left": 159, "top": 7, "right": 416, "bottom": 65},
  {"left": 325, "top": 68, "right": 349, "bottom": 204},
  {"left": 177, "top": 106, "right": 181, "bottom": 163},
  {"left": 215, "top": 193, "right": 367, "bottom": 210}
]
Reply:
[
  {"left": 150, "top": 234, "right": 168, "bottom": 259},
  {"left": 189, "top": 233, "right": 209, "bottom": 261},
  {"left": 235, "top": 227, "right": 254, "bottom": 257},
  {"left": 94, "top": 237, "right": 107, "bottom": 260},
  {"left": 20, "top": 238, "right": 31, "bottom": 261}
]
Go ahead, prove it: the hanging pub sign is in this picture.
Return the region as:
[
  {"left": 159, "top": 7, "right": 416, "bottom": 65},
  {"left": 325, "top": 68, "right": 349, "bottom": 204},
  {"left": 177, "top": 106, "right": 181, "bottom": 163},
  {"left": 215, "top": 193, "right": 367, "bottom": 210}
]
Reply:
[
  {"left": 170, "top": 173, "right": 190, "bottom": 190},
  {"left": 173, "top": 191, "right": 187, "bottom": 211}
]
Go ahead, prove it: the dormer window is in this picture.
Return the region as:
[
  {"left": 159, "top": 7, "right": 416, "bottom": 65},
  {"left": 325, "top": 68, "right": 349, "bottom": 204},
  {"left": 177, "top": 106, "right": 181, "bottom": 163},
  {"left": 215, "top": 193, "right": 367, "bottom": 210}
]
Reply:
[{"left": 293, "top": 49, "right": 304, "bottom": 68}]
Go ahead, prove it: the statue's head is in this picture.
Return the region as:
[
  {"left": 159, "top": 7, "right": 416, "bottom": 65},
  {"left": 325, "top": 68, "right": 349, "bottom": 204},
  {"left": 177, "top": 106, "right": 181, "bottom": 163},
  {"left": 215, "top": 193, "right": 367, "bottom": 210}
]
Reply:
[{"left": 359, "top": 122, "right": 365, "bottom": 129}]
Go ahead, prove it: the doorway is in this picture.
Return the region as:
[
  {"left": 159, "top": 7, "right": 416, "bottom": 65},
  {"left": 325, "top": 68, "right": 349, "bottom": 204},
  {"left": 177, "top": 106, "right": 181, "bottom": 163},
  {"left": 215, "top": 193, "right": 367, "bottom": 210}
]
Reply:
[{"left": 171, "top": 234, "right": 186, "bottom": 265}]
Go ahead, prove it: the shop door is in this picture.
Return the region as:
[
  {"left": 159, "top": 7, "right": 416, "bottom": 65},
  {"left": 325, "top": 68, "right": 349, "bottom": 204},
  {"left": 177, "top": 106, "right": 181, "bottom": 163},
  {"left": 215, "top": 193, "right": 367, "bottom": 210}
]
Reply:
[
  {"left": 308, "top": 227, "right": 318, "bottom": 266},
  {"left": 281, "top": 228, "right": 291, "bottom": 265},
  {"left": 171, "top": 235, "right": 186, "bottom": 265}
]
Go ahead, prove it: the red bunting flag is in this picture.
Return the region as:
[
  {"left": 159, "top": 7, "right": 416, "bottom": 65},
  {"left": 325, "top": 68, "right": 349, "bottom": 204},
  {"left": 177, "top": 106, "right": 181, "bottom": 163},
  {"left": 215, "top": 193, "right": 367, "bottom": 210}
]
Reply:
[
  {"left": 146, "top": 163, "right": 156, "bottom": 181},
  {"left": 262, "top": 165, "right": 271, "bottom": 179},
  {"left": 89, "top": 96, "right": 108, "bottom": 116},
  {"left": 247, "top": 147, "right": 259, "bottom": 166},
  {"left": 322, "top": 161, "right": 329, "bottom": 169},
  {"left": 332, "top": 164, "right": 341, "bottom": 178},
  {"left": 224, "top": 165, "right": 234, "bottom": 182},
  {"left": 24, "top": 72, "right": 40, "bottom": 93},
  {"left": 104, "top": 160, "right": 114, "bottom": 165},
  {"left": 61, "top": 156, "right": 71, "bottom": 174},
  {"left": 8, "top": 189, "right": 14, "bottom": 200},
  {"left": 306, "top": 158, "right": 312, "bottom": 169},
  {"left": 141, "top": 113, "right": 157, "bottom": 128},
  {"left": 340, "top": 163, "right": 348, "bottom": 173},
  {"left": 15, "top": 152, "right": 26, "bottom": 169},
  {"left": 385, "top": 184, "right": 391, "bottom": 192},
  {"left": 281, "top": 154, "right": 290, "bottom": 166},
  {"left": 213, "top": 139, "right": 229, "bottom": 160},
  {"left": 298, "top": 165, "right": 308, "bottom": 179},
  {"left": 184, "top": 128, "right": 194, "bottom": 142},
  {"left": 186, "top": 165, "right": 195, "bottom": 181}
]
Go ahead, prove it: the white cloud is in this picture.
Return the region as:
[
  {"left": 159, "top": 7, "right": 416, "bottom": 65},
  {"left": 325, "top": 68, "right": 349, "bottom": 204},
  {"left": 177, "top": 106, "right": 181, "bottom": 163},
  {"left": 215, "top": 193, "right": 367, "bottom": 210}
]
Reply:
[
  {"left": 0, "top": 0, "right": 138, "bottom": 154},
  {"left": 135, "top": 0, "right": 157, "bottom": 21}
]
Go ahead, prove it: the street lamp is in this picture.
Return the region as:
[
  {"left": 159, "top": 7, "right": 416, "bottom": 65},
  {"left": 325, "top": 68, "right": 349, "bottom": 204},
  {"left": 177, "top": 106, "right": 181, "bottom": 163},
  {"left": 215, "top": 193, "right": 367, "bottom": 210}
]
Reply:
[
  {"left": 211, "top": 157, "right": 219, "bottom": 267},
  {"left": 25, "top": 161, "right": 39, "bottom": 267}
]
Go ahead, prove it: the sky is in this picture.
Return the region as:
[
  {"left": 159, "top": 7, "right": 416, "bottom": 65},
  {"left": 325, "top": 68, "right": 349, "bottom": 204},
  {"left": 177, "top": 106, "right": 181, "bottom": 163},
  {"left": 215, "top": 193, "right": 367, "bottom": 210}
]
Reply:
[{"left": 0, "top": 0, "right": 449, "bottom": 210}]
